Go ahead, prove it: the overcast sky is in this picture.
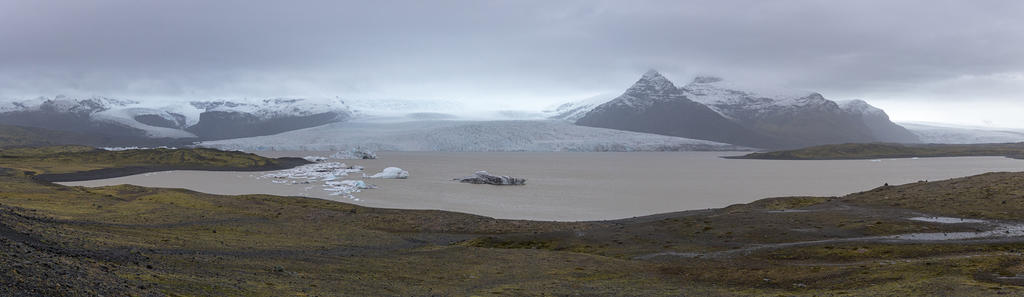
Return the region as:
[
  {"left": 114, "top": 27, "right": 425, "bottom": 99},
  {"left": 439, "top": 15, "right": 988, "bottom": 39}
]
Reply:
[{"left": 1, "top": 0, "right": 1022, "bottom": 127}]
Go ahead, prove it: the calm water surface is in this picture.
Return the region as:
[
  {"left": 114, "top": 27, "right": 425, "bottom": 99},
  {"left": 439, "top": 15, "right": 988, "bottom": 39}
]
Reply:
[{"left": 60, "top": 152, "right": 1024, "bottom": 221}]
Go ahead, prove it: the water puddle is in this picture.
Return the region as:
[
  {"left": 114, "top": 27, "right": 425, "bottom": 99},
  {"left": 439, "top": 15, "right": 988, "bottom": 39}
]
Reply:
[
  {"left": 897, "top": 216, "right": 1024, "bottom": 241},
  {"left": 638, "top": 215, "right": 1024, "bottom": 260},
  {"left": 908, "top": 216, "right": 986, "bottom": 224}
]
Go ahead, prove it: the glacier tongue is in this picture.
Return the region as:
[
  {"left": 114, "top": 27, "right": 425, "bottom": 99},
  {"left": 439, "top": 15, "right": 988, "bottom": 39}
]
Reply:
[{"left": 198, "top": 119, "right": 748, "bottom": 152}]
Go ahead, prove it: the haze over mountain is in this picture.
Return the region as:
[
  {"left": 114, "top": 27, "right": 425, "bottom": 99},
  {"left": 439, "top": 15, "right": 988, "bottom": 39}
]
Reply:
[
  {"left": 5, "top": 70, "right": 1016, "bottom": 150},
  {"left": 1, "top": 1, "right": 1021, "bottom": 129}
]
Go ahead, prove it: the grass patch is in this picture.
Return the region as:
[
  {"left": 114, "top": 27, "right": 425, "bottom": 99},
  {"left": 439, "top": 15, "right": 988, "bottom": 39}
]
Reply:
[{"left": 736, "top": 142, "right": 1024, "bottom": 160}]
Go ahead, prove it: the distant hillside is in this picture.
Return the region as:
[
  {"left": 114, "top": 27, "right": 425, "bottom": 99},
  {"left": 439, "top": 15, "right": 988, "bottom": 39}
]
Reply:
[
  {"left": 0, "top": 124, "right": 191, "bottom": 148},
  {"left": 0, "top": 145, "right": 307, "bottom": 181},
  {"left": 734, "top": 142, "right": 1024, "bottom": 160}
]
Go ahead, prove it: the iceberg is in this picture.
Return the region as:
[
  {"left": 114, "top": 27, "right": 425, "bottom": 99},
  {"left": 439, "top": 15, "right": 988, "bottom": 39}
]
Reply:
[
  {"left": 260, "top": 162, "right": 377, "bottom": 200},
  {"left": 331, "top": 148, "right": 377, "bottom": 160},
  {"left": 365, "top": 167, "right": 409, "bottom": 179},
  {"left": 302, "top": 156, "right": 328, "bottom": 162},
  {"left": 455, "top": 171, "right": 526, "bottom": 185},
  {"left": 261, "top": 162, "right": 363, "bottom": 181}
]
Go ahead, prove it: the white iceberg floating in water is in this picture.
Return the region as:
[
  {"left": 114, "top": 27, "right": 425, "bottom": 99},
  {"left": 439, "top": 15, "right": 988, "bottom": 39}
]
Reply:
[
  {"left": 261, "top": 162, "right": 363, "bottom": 180},
  {"left": 261, "top": 162, "right": 373, "bottom": 200},
  {"left": 324, "top": 180, "right": 377, "bottom": 199},
  {"left": 365, "top": 167, "right": 409, "bottom": 179},
  {"left": 302, "top": 156, "right": 328, "bottom": 162},
  {"left": 331, "top": 148, "right": 377, "bottom": 160},
  {"left": 326, "top": 180, "right": 374, "bottom": 189}
]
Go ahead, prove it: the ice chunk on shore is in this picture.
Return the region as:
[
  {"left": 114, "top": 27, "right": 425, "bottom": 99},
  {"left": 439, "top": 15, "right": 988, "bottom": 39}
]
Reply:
[
  {"left": 456, "top": 171, "right": 526, "bottom": 185},
  {"left": 324, "top": 180, "right": 376, "bottom": 200},
  {"left": 365, "top": 167, "right": 409, "bottom": 179}
]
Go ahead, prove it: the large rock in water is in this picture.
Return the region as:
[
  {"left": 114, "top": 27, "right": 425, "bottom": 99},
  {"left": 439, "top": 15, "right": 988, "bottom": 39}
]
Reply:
[
  {"left": 576, "top": 71, "right": 777, "bottom": 148},
  {"left": 456, "top": 171, "right": 526, "bottom": 185}
]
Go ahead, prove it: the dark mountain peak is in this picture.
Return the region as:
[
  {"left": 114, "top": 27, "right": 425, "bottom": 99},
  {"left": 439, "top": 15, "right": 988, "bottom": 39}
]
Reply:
[
  {"left": 626, "top": 70, "right": 678, "bottom": 96},
  {"left": 641, "top": 69, "right": 663, "bottom": 79}
]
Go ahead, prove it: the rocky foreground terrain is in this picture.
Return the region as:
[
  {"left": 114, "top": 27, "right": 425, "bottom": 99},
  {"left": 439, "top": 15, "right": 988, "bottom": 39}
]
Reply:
[{"left": 1, "top": 147, "right": 1024, "bottom": 296}]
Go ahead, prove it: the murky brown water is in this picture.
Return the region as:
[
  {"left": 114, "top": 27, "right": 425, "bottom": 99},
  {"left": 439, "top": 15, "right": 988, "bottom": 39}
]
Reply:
[{"left": 60, "top": 152, "right": 1024, "bottom": 221}]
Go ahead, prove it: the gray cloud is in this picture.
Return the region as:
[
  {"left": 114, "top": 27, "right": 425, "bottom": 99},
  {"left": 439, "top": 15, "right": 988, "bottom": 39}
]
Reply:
[{"left": 1, "top": 0, "right": 1022, "bottom": 118}]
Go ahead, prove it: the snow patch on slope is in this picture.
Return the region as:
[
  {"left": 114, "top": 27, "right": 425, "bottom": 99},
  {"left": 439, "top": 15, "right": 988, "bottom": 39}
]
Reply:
[
  {"left": 682, "top": 76, "right": 823, "bottom": 118},
  {"left": 0, "top": 96, "right": 136, "bottom": 114},
  {"left": 543, "top": 93, "right": 614, "bottom": 122},
  {"left": 190, "top": 98, "right": 350, "bottom": 120},
  {"left": 837, "top": 99, "right": 886, "bottom": 117}
]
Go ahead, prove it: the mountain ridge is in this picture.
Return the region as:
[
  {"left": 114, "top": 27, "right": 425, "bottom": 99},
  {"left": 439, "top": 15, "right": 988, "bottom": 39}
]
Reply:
[
  {"left": 0, "top": 96, "right": 352, "bottom": 141},
  {"left": 573, "top": 71, "right": 919, "bottom": 148}
]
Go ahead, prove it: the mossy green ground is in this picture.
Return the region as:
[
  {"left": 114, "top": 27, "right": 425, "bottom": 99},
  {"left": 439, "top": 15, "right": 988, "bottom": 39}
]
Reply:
[
  {"left": 0, "top": 145, "right": 290, "bottom": 176},
  {"left": 738, "top": 142, "right": 1024, "bottom": 160},
  {"left": 1, "top": 147, "right": 1024, "bottom": 296}
]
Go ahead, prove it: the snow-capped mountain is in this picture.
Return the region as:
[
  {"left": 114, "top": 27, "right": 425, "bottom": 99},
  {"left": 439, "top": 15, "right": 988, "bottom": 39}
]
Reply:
[
  {"left": 0, "top": 96, "right": 352, "bottom": 141},
  {"left": 679, "top": 76, "right": 919, "bottom": 147},
  {"left": 683, "top": 75, "right": 825, "bottom": 120},
  {"left": 0, "top": 96, "right": 156, "bottom": 141},
  {"left": 836, "top": 100, "right": 920, "bottom": 143},
  {"left": 576, "top": 71, "right": 776, "bottom": 148},
  {"left": 573, "top": 70, "right": 919, "bottom": 148},
  {"left": 200, "top": 119, "right": 748, "bottom": 152},
  {"left": 544, "top": 94, "right": 614, "bottom": 122}
]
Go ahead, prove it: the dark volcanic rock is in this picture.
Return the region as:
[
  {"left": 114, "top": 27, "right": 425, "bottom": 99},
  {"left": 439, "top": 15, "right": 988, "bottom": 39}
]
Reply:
[{"left": 134, "top": 113, "right": 187, "bottom": 129}]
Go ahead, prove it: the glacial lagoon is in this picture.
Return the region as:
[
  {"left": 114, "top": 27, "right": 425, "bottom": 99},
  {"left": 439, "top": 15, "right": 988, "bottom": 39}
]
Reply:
[{"left": 60, "top": 151, "right": 1024, "bottom": 221}]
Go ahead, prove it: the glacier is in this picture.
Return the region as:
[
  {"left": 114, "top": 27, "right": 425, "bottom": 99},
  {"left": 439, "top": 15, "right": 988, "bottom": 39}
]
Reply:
[
  {"left": 199, "top": 119, "right": 749, "bottom": 152},
  {"left": 900, "top": 122, "right": 1024, "bottom": 144}
]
